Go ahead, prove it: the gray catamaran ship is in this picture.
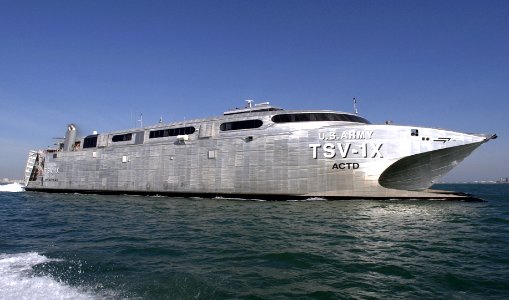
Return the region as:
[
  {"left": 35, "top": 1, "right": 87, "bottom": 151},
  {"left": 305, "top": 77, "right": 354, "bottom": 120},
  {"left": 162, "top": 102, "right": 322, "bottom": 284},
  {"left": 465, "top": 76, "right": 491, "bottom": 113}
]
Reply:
[{"left": 24, "top": 101, "right": 496, "bottom": 200}]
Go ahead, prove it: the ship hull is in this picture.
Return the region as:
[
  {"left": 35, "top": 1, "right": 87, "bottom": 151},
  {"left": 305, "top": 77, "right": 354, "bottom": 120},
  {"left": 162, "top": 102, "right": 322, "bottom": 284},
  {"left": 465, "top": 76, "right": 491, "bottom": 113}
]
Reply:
[{"left": 25, "top": 118, "right": 492, "bottom": 200}]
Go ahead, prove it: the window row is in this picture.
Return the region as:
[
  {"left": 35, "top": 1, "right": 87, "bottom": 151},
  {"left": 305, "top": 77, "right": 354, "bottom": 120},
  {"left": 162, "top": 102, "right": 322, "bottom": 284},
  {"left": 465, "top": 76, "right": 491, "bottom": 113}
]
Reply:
[
  {"left": 271, "top": 113, "right": 370, "bottom": 124},
  {"left": 220, "top": 119, "right": 263, "bottom": 131},
  {"left": 149, "top": 126, "right": 196, "bottom": 139}
]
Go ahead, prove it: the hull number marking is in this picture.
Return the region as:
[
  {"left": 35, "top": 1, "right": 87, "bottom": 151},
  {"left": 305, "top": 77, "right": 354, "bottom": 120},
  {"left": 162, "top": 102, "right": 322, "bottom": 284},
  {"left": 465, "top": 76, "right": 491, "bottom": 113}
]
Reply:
[
  {"left": 309, "top": 143, "right": 383, "bottom": 159},
  {"left": 45, "top": 167, "right": 60, "bottom": 174}
]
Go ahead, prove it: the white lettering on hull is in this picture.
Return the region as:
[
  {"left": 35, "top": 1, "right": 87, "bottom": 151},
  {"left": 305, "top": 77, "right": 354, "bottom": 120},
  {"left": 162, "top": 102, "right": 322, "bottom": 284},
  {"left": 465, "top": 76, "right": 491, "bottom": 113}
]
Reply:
[
  {"left": 319, "top": 130, "right": 374, "bottom": 141},
  {"left": 45, "top": 167, "right": 60, "bottom": 174},
  {"left": 309, "top": 143, "right": 383, "bottom": 159}
]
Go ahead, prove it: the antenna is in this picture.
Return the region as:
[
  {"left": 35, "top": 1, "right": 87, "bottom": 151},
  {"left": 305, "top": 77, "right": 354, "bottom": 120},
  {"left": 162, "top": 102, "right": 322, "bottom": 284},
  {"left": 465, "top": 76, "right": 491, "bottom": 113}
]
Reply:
[
  {"left": 138, "top": 113, "right": 143, "bottom": 128},
  {"left": 245, "top": 99, "right": 254, "bottom": 108},
  {"left": 159, "top": 115, "right": 163, "bottom": 123},
  {"left": 353, "top": 97, "right": 358, "bottom": 115}
]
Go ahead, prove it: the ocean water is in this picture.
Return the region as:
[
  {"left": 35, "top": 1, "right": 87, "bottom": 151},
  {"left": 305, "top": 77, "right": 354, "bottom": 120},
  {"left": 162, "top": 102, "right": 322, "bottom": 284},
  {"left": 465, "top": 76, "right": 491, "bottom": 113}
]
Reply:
[{"left": 1, "top": 184, "right": 508, "bottom": 299}]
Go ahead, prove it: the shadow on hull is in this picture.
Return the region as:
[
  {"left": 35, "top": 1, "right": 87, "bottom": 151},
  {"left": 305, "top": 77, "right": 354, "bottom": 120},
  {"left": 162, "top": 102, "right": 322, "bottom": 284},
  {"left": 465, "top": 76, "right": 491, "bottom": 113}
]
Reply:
[{"left": 379, "top": 142, "right": 483, "bottom": 191}]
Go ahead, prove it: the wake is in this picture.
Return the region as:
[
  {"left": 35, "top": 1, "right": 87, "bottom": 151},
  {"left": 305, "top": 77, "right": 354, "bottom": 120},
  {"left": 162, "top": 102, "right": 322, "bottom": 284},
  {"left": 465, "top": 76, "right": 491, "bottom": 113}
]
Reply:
[
  {"left": 0, "top": 252, "right": 94, "bottom": 299},
  {"left": 0, "top": 183, "right": 25, "bottom": 192}
]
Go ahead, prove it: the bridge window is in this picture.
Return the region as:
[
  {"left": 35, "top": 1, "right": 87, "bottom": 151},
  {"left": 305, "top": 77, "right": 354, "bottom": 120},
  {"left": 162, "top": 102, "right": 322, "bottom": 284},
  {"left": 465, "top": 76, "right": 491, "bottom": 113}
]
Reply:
[
  {"left": 220, "top": 119, "right": 263, "bottom": 131},
  {"left": 411, "top": 129, "right": 419, "bottom": 136}
]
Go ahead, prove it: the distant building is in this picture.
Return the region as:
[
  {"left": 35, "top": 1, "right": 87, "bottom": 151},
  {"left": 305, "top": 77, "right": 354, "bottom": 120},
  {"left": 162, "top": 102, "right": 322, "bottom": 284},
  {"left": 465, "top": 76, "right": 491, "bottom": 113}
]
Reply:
[
  {"left": 496, "top": 177, "right": 509, "bottom": 184},
  {"left": 0, "top": 178, "right": 23, "bottom": 184}
]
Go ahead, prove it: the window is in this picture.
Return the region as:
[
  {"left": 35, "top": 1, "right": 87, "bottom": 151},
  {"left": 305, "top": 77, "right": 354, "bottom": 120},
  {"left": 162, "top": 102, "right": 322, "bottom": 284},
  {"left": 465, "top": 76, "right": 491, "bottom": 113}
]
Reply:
[
  {"left": 83, "top": 135, "right": 98, "bottom": 148},
  {"left": 220, "top": 119, "right": 263, "bottom": 131},
  {"left": 112, "top": 133, "right": 133, "bottom": 142},
  {"left": 271, "top": 113, "right": 370, "bottom": 124},
  {"left": 149, "top": 126, "right": 195, "bottom": 139},
  {"left": 411, "top": 129, "right": 419, "bottom": 136}
]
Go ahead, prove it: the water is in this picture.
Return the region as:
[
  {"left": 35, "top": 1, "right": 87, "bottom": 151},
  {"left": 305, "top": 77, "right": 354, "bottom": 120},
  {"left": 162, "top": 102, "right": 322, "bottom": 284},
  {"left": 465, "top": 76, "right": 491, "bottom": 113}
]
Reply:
[{"left": 1, "top": 184, "right": 508, "bottom": 299}]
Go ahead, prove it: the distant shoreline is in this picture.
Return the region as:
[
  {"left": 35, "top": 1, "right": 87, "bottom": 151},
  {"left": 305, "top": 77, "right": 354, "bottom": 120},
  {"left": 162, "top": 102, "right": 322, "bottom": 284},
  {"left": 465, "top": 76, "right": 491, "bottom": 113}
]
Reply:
[
  {"left": 436, "top": 182, "right": 509, "bottom": 184},
  {"left": 1, "top": 179, "right": 24, "bottom": 185}
]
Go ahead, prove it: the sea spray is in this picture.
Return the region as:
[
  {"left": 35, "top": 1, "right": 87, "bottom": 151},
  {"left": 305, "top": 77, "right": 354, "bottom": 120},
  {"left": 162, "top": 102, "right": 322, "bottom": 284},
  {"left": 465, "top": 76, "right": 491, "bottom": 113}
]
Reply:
[
  {"left": 0, "top": 252, "right": 94, "bottom": 299},
  {"left": 0, "top": 183, "right": 24, "bottom": 192}
]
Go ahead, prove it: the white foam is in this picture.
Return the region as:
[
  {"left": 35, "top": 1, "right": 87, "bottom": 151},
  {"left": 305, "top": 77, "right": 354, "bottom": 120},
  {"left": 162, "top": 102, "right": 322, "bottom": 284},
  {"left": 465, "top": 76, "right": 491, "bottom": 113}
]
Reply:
[
  {"left": 287, "top": 197, "right": 327, "bottom": 202},
  {"left": 0, "top": 183, "right": 25, "bottom": 193},
  {"left": 305, "top": 197, "right": 327, "bottom": 201},
  {"left": 0, "top": 252, "right": 95, "bottom": 300}
]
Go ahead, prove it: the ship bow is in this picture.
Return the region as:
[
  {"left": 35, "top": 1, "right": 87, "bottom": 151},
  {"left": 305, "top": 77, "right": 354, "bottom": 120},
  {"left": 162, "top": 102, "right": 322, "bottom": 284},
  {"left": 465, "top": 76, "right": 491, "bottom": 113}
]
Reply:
[{"left": 378, "top": 134, "right": 495, "bottom": 191}]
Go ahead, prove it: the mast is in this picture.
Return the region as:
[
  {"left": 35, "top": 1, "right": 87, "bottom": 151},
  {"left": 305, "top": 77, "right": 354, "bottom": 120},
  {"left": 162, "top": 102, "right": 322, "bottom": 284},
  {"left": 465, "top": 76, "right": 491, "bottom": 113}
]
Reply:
[
  {"left": 138, "top": 113, "right": 143, "bottom": 128},
  {"left": 353, "top": 97, "right": 358, "bottom": 115}
]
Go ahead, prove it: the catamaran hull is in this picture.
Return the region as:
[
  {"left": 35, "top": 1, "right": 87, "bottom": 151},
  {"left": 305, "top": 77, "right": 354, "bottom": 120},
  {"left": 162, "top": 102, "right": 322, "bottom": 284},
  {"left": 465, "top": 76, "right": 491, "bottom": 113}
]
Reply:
[{"left": 25, "top": 120, "right": 492, "bottom": 200}]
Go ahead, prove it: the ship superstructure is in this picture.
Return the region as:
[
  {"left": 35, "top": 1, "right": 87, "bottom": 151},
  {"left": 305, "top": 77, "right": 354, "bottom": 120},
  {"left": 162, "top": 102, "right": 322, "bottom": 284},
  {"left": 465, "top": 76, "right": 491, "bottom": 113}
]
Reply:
[{"left": 24, "top": 101, "right": 496, "bottom": 200}]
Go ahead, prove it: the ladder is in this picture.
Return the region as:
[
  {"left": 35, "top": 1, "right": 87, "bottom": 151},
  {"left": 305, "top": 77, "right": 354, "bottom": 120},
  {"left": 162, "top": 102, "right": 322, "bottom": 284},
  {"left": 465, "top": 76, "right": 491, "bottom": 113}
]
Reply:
[{"left": 24, "top": 150, "right": 39, "bottom": 186}]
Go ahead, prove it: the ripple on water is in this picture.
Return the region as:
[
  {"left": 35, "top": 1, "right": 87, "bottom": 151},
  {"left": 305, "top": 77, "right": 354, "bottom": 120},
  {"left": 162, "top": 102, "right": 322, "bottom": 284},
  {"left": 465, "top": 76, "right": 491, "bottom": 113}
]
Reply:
[{"left": 1, "top": 185, "right": 509, "bottom": 299}]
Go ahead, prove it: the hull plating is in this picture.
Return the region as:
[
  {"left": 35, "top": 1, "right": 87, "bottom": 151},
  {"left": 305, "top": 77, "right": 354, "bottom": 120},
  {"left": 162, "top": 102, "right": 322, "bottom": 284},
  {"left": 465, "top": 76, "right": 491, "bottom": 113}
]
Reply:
[{"left": 25, "top": 109, "right": 493, "bottom": 199}]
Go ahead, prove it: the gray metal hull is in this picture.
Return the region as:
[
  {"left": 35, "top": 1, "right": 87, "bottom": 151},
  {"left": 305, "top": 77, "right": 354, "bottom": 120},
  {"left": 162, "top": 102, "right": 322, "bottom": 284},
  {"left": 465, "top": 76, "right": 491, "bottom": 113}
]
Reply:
[{"left": 25, "top": 109, "right": 493, "bottom": 200}]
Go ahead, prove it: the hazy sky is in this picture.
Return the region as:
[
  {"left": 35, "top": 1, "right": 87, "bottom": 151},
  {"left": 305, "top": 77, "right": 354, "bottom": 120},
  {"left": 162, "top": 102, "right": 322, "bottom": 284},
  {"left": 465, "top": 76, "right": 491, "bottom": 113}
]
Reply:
[{"left": 0, "top": 0, "right": 507, "bottom": 182}]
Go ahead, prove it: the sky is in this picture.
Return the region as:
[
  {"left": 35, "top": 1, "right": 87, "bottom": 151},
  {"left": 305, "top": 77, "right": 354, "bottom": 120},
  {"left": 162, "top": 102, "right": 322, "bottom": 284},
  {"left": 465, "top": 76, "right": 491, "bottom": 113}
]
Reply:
[{"left": 0, "top": 0, "right": 507, "bottom": 182}]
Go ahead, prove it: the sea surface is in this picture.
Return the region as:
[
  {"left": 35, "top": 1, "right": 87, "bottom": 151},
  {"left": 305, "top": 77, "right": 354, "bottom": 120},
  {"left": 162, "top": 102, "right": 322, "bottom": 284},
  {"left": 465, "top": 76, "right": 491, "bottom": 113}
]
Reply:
[{"left": 1, "top": 183, "right": 508, "bottom": 299}]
